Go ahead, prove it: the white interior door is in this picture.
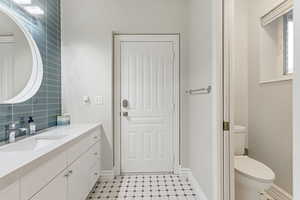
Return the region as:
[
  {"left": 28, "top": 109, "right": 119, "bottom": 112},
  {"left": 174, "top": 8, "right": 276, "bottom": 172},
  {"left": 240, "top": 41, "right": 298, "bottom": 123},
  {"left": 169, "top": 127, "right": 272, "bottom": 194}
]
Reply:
[{"left": 115, "top": 35, "right": 179, "bottom": 173}]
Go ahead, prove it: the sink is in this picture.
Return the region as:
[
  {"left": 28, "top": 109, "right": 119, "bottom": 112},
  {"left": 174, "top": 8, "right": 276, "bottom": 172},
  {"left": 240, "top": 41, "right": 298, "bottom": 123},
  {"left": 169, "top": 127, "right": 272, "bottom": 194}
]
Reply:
[
  {"left": 36, "top": 133, "right": 67, "bottom": 140},
  {"left": 0, "top": 131, "right": 68, "bottom": 153},
  {"left": 0, "top": 138, "right": 56, "bottom": 152}
]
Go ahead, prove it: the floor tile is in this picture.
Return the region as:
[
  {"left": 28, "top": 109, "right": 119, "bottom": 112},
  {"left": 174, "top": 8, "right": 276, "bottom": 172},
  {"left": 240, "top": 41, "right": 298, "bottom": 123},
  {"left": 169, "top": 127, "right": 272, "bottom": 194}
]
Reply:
[{"left": 86, "top": 174, "right": 201, "bottom": 200}]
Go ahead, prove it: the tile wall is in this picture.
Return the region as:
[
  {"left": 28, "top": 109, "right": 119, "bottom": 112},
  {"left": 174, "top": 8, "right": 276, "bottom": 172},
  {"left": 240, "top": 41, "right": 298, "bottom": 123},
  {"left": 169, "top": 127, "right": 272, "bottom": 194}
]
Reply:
[{"left": 0, "top": 0, "right": 61, "bottom": 141}]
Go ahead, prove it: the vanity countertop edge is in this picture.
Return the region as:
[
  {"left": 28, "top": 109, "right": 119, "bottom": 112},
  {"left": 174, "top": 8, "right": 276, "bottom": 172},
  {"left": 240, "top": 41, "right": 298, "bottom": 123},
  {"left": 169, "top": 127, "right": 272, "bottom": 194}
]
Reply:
[{"left": 0, "top": 122, "right": 102, "bottom": 187}]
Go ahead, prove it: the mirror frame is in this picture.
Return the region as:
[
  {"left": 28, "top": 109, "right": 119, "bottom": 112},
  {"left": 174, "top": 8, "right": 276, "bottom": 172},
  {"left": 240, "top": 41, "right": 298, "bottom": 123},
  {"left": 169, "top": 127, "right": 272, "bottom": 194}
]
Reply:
[{"left": 0, "top": 4, "right": 43, "bottom": 104}]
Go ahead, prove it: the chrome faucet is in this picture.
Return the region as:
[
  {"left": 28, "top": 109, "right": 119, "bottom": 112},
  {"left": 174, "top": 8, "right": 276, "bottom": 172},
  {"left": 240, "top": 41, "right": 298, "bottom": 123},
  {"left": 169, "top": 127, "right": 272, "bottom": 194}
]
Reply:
[
  {"left": 4, "top": 120, "right": 29, "bottom": 143},
  {"left": 5, "top": 122, "right": 19, "bottom": 143}
]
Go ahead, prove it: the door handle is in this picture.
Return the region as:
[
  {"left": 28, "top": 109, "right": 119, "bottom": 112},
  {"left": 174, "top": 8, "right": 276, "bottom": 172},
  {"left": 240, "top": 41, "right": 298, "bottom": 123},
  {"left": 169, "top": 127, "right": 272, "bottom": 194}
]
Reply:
[{"left": 123, "top": 112, "right": 129, "bottom": 117}]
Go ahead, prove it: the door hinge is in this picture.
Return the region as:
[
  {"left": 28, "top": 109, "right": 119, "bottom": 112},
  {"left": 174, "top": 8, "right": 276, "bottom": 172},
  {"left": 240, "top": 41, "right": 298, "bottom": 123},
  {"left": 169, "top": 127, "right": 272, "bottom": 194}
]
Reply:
[{"left": 223, "top": 121, "right": 230, "bottom": 131}]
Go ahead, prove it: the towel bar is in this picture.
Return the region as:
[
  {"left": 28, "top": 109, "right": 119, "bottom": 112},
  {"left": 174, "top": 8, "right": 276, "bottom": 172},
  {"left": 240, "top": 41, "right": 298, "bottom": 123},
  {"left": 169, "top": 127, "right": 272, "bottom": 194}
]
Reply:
[{"left": 185, "top": 86, "right": 212, "bottom": 95}]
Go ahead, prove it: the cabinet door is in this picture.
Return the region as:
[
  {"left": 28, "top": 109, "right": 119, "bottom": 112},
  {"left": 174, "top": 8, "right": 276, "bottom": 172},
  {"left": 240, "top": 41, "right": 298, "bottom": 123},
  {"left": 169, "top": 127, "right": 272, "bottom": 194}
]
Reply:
[
  {"left": 30, "top": 170, "right": 68, "bottom": 200},
  {"left": 88, "top": 161, "right": 100, "bottom": 191},
  {"left": 0, "top": 181, "right": 19, "bottom": 200},
  {"left": 21, "top": 150, "right": 67, "bottom": 200},
  {"left": 67, "top": 155, "right": 90, "bottom": 200}
]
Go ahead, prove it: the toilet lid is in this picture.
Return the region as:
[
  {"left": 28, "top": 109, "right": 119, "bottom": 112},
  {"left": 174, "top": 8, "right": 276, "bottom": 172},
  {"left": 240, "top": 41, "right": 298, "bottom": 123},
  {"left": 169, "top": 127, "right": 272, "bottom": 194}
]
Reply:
[{"left": 235, "top": 156, "right": 275, "bottom": 182}]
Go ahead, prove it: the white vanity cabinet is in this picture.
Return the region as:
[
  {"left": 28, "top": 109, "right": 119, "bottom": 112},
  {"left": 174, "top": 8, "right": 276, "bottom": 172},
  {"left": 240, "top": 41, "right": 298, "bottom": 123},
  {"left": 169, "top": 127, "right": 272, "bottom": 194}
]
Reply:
[
  {"left": 30, "top": 129, "right": 101, "bottom": 200},
  {"left": 0, "top": 124, "right": 102, "bottom": 200}
]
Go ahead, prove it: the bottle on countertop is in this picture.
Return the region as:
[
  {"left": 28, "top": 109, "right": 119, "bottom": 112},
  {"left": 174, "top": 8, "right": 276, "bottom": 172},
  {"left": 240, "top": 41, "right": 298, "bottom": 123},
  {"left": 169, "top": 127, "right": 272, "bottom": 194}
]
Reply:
[
  {"left": 57, "top": 113, "right": 71, "bottom": 126},
  {"left": 28, "top": 116, "right": 36, "bottom": 135}
]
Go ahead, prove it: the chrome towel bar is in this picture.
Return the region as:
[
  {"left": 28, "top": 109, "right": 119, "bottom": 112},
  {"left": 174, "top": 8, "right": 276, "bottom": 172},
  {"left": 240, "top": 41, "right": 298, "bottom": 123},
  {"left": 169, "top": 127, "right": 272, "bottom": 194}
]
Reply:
[{"left": 186, "top": 86, "right": 212, "bottom": 95}]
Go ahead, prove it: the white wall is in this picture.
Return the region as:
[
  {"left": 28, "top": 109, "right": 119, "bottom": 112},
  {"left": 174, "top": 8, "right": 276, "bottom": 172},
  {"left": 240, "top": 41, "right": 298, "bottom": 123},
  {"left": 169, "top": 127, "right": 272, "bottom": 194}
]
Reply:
[
  {"left": 248, "top": 0, "right": 293, "bottom": 194},
  {"left": 62, "top": 0, "right": 214, "bottom": 198},
  {"left": 183, "top": 0, "right": 213, "bottom": 199},
  {"left": 61, "top": 0, "right": 189, "bottom": 170},
  {"left": 232, "top": 0, "right": 249, "bottom": 134},
  {"left": 294, "top": 0, "right": 300, "bottom": 198}
]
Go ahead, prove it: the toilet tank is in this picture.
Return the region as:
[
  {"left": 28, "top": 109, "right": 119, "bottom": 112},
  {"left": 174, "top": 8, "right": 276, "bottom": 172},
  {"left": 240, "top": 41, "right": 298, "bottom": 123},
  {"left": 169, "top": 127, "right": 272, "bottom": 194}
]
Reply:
[{"left": 232, "top": 125, "right": 247, "bottom": 155}]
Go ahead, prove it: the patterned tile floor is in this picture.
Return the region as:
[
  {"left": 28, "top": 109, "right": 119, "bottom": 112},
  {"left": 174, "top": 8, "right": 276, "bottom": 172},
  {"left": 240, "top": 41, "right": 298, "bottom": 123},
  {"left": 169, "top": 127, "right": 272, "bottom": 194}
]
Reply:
[{"left": 87, "top": 174, "right": 200, "bottom": 200}]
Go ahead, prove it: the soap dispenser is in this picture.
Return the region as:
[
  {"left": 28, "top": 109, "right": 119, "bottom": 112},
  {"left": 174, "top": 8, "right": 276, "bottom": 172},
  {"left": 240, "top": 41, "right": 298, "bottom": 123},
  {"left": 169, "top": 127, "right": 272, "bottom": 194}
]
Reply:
[{"left": 28, "top": 116, "right": 36, "bottom": 135}]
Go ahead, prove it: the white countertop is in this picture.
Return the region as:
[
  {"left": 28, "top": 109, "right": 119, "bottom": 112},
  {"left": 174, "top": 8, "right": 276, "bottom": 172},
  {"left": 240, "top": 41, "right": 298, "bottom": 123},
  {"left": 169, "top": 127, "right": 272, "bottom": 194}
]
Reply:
[{"left": 0, "top": 123, "right": 102, "bottom": 184}]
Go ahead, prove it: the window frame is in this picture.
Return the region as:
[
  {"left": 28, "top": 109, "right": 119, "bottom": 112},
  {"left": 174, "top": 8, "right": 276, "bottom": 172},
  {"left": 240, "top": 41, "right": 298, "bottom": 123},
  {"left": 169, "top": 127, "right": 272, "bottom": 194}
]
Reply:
[{"left": 283, "top": 11, "right": 294, "bottom": 75}]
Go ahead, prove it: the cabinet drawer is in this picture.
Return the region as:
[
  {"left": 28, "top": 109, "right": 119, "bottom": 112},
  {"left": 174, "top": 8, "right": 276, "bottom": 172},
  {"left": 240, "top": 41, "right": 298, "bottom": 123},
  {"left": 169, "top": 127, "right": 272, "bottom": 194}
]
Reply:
[
  {"left": 20, "top": 151, "right": 67, "bottom": 200},
  {"left": 90, "top": 129, "right": 101, "bottom": 142},
  {"left": 0, "top": 180, "right": 19, "bottom": 200},
  {"left": 67, "top": 129, "right": 101, "bottom": 164},
  {"left": 88, "top": 142, "right": 101, "bottom": 162},
  {"left": 67, "top": 134, "right": 91, "bottom": 164},
  {"left": 82, "top": 142, "right": 101, "bottom": 176}
]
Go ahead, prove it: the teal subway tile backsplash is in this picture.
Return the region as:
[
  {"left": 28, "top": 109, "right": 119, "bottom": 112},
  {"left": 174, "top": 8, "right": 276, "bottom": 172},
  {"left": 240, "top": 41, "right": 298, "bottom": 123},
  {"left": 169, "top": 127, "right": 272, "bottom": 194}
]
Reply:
[{"left": 0, "top": 0, "right": 61, "bottom": 140}]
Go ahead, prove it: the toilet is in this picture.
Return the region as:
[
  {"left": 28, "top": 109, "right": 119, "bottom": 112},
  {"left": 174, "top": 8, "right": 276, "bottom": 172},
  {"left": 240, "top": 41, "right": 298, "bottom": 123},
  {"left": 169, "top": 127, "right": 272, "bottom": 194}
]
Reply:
[{"left": 233, "top": 125, "right": 275, "bottom": 200}]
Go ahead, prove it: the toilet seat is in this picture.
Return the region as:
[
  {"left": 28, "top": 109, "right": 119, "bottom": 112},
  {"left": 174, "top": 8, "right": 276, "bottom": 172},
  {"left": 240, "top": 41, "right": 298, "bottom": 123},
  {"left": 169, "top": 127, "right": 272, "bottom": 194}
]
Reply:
[{"left": 234, "top": 156, "right": 275, "bottom": 183}]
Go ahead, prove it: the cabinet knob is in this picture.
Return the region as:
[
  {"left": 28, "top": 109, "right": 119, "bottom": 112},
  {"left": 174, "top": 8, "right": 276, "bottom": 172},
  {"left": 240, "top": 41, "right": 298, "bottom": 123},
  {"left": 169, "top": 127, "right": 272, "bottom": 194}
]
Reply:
[
  {"left": 94, "top": 136, "right": 98, "bottom": 139},
  {"left": 94, "top": 152, "right": 98, "bottom": 156},
  {"left": 69, "top": 170, "right": 73, "bottom": 175},
  {"left": 94, "top": 172, "right": 98, "bottom": 176}
]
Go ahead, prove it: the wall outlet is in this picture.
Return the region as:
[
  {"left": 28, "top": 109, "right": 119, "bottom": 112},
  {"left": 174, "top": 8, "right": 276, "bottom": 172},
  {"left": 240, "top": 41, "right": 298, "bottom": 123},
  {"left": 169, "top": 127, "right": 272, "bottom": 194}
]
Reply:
[{"left": 95, "top": 96, "right": 104, "bottom": 105}]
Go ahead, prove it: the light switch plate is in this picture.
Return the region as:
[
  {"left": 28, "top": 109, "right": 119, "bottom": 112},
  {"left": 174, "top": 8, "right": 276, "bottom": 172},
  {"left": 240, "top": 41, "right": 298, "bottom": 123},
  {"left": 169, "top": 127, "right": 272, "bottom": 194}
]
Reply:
[{"left": 95, "top": 96, "right": 104, "bottom": 105}]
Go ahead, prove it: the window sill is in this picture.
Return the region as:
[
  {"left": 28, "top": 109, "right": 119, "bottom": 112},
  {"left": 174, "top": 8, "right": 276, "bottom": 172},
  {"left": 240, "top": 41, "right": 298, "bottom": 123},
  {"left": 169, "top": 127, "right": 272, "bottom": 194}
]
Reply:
[{"left": 259, "top": 76, "right": 293, "bottom": 84}]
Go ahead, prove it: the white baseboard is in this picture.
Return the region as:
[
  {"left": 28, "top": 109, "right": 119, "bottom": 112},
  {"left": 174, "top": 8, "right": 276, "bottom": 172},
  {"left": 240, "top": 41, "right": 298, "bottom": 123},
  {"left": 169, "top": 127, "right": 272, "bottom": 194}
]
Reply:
[
  {"left": 100, "top": 170, "right": 114, "bottom": 180},
  {"left": 180, "top": 168, "right": 208, "bottom": 200},
  {"left": 267, "top": 184, "right": 292, "bottom": 200}
]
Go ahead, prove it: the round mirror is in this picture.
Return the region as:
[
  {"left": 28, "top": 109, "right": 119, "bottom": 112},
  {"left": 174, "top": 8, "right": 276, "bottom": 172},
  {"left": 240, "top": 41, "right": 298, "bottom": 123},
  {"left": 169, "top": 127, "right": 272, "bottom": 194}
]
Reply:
[{"left": 0, "top": 5, "right": 43, "bottom": 104}]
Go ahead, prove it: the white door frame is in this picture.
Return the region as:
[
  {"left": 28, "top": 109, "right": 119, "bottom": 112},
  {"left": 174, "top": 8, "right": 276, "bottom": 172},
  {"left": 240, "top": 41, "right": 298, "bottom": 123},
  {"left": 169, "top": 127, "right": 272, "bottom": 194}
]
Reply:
[
  {"left": 223, "top": 0, "right": 235, "bottom": 199},
  {"left": 294, "top": 0, "right": 300, "bottom": 198},
  {"left": 212, "top": 0, "right": 233, "bottom": 199},
  {"left": 221, "top": 1, "right": 300, "bottom": 199},
  {"left": 113, "top": 34, "right": 181, "bottom": 175}
]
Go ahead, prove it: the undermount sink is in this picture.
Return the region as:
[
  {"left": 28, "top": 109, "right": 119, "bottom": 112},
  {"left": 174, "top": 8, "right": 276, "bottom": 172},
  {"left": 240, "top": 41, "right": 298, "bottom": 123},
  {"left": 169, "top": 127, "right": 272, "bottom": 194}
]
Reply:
[
  {"left": 0, "top": 138, "right": 55, "bottom": 152},
  {"left": 36, "top": 133, "right": 68, "bottom": 140},
  {"left": 0, "top": 133, "right": 68, "bottom": 152}
]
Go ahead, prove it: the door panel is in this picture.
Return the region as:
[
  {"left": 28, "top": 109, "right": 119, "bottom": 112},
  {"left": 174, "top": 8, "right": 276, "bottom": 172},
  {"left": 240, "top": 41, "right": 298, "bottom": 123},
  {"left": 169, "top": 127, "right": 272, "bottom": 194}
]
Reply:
[{"left": 120, "top": 41, "right": 175, "bottom": 173}]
